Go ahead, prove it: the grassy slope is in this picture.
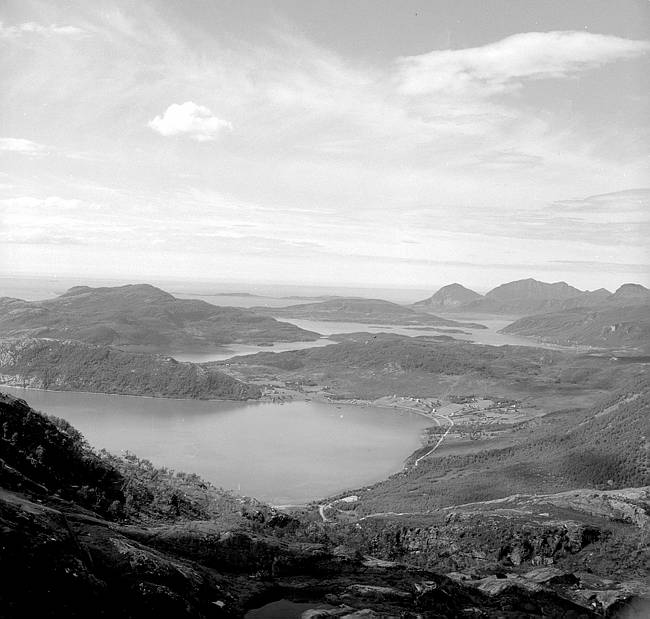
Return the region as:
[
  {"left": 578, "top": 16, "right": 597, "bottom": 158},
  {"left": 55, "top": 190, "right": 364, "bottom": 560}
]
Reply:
[{"left": 354, "top": 374, "right": 650, "bottom": 514}]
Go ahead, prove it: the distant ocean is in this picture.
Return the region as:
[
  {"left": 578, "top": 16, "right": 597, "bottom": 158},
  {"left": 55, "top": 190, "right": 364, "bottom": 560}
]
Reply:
[{"left": 0, "top": 274, "right": 433, "bottom": 304}]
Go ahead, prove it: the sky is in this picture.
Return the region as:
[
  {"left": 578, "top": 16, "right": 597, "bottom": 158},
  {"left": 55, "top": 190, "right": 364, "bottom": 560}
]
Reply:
[{"left": 0, "top": 0, "right": 649, "bottom": 293}]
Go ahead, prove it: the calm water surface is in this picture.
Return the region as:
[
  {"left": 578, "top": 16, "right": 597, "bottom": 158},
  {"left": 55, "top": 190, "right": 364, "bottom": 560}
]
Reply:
[
  {"left": 171, "top": 337, "right": 335, "bottom": 363},
  {"left": 272, "top": 316, "right": 568, "bottom": 349},
  {"left": 2, "top": 386, "right": 429, "bottom": 504},
  {"left": 169, "top": 315, "right": 566, "bottom": 363}
]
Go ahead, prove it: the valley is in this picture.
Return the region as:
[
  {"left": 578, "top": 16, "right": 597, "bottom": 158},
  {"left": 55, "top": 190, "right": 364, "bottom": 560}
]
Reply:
[{"left": 1, "top": 277, "right": 649, "bottom": 617}]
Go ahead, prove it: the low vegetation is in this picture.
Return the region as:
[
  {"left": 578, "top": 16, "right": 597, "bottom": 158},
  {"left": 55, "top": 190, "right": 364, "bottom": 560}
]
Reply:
[
  {"left": 0, "top": 392, "right": 260, "bottom": 523},
  {"left": 502, "top": 304, "right": 650, "bottom": 352},
  {"left": 0, "top": 338, "right": 261, "bottom": 400},
  {"left": 219, "top": 332, "right": 641, "bottom": 400},
  {"left": 345, "top": 374, "right": 650, "bottom": 515}
]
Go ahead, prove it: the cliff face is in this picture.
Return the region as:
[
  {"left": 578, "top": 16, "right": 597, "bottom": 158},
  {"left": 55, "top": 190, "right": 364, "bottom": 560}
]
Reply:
[
  {"left": 2, "top": 484, "right": 609, "bottom": 619},
  {"left": 332, "top": 488, "right": 650, "bottom": 616}
]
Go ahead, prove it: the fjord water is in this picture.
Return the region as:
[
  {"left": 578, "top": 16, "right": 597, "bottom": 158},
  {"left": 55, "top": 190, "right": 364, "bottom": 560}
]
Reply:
[
  {"left": 272, "top": 316, "right": 570, "bottom": 349},
  {"left": 2, "top": 386, "right": 429, "bottom": 504}
]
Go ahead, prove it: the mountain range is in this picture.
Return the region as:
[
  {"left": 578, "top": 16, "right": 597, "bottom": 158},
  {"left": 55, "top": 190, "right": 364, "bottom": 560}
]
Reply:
[
  {"left": 414, "top": 279, "right": 650, "bottom": 351},
  {"left": 414, "top": 279, "right": 649, "bottom": 315}
]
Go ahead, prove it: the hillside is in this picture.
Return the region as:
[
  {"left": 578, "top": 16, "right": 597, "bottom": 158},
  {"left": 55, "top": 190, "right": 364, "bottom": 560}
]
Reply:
[
  {"left": 354, "top": 374, "right": 650, "bottom": 515},
  {"left": 0, "top": 284, "right": 319, "bottom": 351},
  {"left": 0, "top": 338, "right": 261, "bottom": 400},
  {"left": 216, "top": 331, "right": 643, "bottom": 403},
  {"left": 413, "top": 283, "right": 482, "bottom": 311},
  {"left": 0, "top": 392, "right": 606, "bottom": 618},
  {"left": 313, "top": 376, "right": 650, "bottom": 615},
  {"left": 607, "top": 283, "right": 650, "bottom": 305},
  {"left": 501, "top": 302, "right": 650, "bottom": 352},
  {"left": 254, "top": 297, "right": 486, "bottom": 328}
]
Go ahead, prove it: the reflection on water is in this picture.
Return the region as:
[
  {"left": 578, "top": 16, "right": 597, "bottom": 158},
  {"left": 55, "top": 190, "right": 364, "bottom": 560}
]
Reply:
[
  {"left": 1, "top": 386, "right": 429, "bottom": 504},
  {"left": 171, "top": 338, "right": 334, "bottom": 363},
  {"left": 245, "top": 600, "right": 334, "bottom": 619}
]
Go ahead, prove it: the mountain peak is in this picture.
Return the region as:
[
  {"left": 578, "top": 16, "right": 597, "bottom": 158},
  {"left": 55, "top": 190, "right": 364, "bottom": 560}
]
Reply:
[
  {"left": 414, "top": 283, "right": 482, "bottom": 309},
  {"left": 614, "top": 282, "right": 649, "bottom": 294},
  {"left": 611, "top": 283, "right": 650, "bottom": 302}
]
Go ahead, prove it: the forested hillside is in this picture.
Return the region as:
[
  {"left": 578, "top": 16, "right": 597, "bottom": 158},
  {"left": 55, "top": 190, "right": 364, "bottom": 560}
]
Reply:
[{"left": 0, "top": 338, "right": 261, "bottom": 400}]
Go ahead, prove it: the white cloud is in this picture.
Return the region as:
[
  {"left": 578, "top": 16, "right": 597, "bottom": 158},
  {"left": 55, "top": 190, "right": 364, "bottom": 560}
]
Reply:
[
  {"left": 0, "top": 21, "right": 86, "bottom": 38},
  {"left": 148, "top": 102, "right": 232, "bottom": 141},
  {"left": 0, "top": 137, "right": 48, "bottom": 156},
  {"left": 397, "top": 31, "right": 650, "bottom": 97}
]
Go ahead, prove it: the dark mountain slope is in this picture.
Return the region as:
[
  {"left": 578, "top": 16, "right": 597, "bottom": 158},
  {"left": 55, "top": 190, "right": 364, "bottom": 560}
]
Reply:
[
  {"left": 502, "top": 301, "right": 650, "bottom": 352},
  {"left": 220, "top": 331, "right": 643, "bottom": 402},
  {"left": 469, "top": 279, "right": 591, "bottom": 314},
  {"left": 487, "top": 279, "right": 583, "bottom": 302},
  {"left": 0, "top": 338, "right": 260, "bottom": 400},
  {"left": 232, "top": 333, "right": 566, "bottom": 379},
  {"left": 0, "top": 284, "right": 318, "bottom": 351}
]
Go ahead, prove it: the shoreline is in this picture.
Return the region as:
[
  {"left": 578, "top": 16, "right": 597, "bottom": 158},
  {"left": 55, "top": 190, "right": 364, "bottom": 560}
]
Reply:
[
  {"left": 0, "top": 382, "right": 437, "bottom": 425},
  {"left": 1, "top": 383, "right": 430, "bottom": 510},
  {"left": 0, "top": 383, "right": 262, "bottom": 404}
]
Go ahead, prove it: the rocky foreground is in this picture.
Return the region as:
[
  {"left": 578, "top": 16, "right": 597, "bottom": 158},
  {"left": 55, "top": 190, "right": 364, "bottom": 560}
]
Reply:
[
  {"left": 1, "top": 391, "right": 649, "bottom": 617},
  {"left": 0, "top": 484, "right": 613, "bottom": 619},
  {"left": 325, "top": 488, "right": 650, "bottom": 617}
]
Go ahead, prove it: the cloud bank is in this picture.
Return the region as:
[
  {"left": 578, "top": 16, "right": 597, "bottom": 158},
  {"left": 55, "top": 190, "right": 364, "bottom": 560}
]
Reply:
[
  {"left": 0, "top": 21, "right": 85, "bottom": 38},
  {"left": 0, "top": 138, "right": 48, "bottom": 156},
  {"left": 397, "top": 31, "right": 650, "bottom": 96},
  {"left": 148, "top": 102, "right": 232, "bottom": 142}
]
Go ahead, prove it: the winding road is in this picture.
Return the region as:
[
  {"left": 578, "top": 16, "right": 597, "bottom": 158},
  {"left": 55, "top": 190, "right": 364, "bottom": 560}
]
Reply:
[{"left": 413, "top": 411, "right": 454, "bottom": 466}]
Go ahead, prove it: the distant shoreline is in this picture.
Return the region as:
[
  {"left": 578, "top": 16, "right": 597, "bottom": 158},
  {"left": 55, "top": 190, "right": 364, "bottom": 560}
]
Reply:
[{"left": 0, "top": 383, "right": 260, "bottom": 404}]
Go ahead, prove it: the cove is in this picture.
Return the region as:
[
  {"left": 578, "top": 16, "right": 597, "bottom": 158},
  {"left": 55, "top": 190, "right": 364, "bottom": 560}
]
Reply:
[{"left": 1, "top": 386, "right": 430, "bottom": 504}]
